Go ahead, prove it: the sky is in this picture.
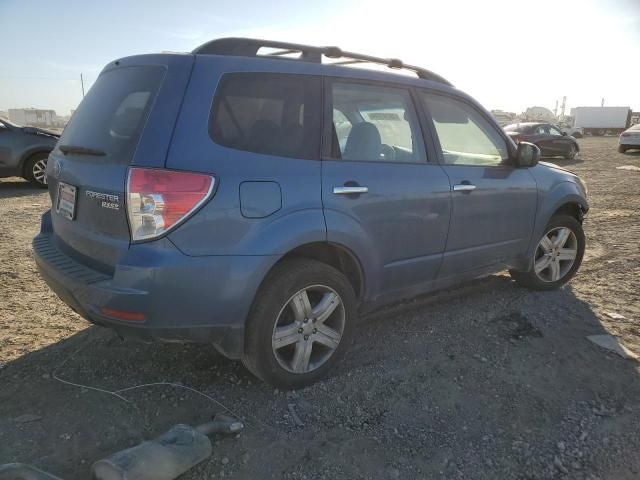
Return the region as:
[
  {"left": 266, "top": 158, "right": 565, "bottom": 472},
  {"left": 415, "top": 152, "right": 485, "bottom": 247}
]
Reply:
[{"left": 1, "top": 0, "right": 639, "bottom": 116}]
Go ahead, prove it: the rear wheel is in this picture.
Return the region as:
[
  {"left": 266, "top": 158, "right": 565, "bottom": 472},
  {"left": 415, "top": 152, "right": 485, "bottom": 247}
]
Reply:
[
  {"left": 618, "top": 145, "right": 627, "bottom": 154},
  {"left": 510, "top": 215, "right": 585, "bottom": 290},
  {"left": 242, "top": 259, "right": 357, "bottom": 389},
  {"left": 23, "top": 153, "right": 49, "bottom": 188}
]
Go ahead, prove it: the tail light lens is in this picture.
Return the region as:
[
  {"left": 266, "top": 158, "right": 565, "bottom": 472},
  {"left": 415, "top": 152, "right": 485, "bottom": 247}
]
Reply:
[{"left": 126, "top": 168, "right": 214, "bottom": 242}]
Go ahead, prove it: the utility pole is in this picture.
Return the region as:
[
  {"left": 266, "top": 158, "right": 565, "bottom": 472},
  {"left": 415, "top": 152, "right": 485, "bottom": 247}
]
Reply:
[
  {"left": 80, "top": 73, "right": 85, "bottom": 98},
  {"left": 601, "top": 97, "right": 605, "bottom": 107}
]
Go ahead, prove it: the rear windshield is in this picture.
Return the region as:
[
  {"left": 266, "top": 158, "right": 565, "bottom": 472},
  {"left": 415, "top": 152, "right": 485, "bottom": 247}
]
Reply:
[{"left": 59, "top": 65, "right": 165, "bottom": 164}]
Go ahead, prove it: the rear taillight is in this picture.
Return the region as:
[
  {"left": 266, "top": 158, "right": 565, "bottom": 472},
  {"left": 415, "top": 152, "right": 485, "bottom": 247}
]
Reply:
[
  {"left": 620, "top": 132, "right": 630, "bottom": 137},
  {"left": 126, "top": 168, "right": 214, "bottom": 242}
]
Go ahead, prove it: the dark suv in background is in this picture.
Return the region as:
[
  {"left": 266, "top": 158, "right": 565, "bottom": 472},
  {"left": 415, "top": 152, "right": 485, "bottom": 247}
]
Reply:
[
  {"left": 33, "top": 39, "right": 588, "bottom": 388},
  {"left": 0, "top": 118, "right": 59, "bottom": 186},
  {"left": 504, "top": 122, "right": 580, "bottom": 160}
]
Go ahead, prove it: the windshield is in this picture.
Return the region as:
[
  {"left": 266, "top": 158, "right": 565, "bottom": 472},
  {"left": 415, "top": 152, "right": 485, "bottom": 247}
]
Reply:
[{"left": 58, "top": 65, "right": 165, "bottom": 164}]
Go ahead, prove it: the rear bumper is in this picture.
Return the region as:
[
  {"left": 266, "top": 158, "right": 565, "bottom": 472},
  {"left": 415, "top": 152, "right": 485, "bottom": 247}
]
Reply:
[
  {"left": 619, "top": 137, "right": 640, "bottom": 147},
  {"left": 33, "top": 211, "right": 278, "bottom": 359}
]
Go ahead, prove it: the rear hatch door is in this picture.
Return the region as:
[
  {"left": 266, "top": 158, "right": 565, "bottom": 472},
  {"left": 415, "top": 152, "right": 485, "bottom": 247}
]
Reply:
[{"left": 47, "top": 54, "right": 193, "bottom": 272}]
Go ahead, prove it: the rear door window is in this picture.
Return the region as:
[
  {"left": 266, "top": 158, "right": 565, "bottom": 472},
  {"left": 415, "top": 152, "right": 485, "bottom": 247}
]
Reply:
[
  {"left": 209, "top": 73, "right": 321, "bottom": 160},
  {"left": 58, "top": 66, "right": 165, "bottom": 164}
]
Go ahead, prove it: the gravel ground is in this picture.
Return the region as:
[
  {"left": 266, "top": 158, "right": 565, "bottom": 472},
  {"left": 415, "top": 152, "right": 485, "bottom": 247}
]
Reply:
[{"left": 1, "top": 137, "right": 639, "bottom": 479}]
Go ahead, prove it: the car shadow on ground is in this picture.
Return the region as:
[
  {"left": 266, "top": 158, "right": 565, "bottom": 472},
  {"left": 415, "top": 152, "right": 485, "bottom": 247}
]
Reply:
[
  {"left": 0, "top": 178, "right": 46, "bottom": 199},
  {"left": 2, "top": 274, "right": 640, "bottom": 479}
]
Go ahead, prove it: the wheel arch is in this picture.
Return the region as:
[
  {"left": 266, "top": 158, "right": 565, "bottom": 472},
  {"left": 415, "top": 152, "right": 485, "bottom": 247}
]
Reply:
[
  {"left": 20, "top": 148, "right": 52, "bottom": 177},
  {"left": 552, "top": 201, "right": 586, "bottom": 223},
  {"left": 525, "top": 182, "right": 588, "bottom": 264},
  {"left": 261, "top": 242, "right": 365, "bottom": 301},
  {"left": 545, "top": 181, "right": 589, "bottom": 223}
]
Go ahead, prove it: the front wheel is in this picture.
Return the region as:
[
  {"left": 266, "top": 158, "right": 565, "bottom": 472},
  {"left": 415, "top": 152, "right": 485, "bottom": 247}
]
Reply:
[
  {"left": 510, "top": 215, "right": 585, "bottom": 290},
  {"left": 242, "top": 259, "right": 357, "bottom": 389},
  {"left": 564, "top": 143, "right": 578, "bottom": 160},
  {"left": 618, "top": 145, "right": 627, "bottom": 154}
]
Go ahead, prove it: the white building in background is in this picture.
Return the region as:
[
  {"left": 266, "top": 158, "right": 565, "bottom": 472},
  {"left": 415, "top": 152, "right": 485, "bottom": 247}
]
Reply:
[
  {"left": 0, "top": 110, "right": 7, "bottom": 119},
  {"left": 490, "top": 110, "right": 517, "bottom": 126},
  {"left": 8, "top": 108, "right": 57, "bottom": 127}
]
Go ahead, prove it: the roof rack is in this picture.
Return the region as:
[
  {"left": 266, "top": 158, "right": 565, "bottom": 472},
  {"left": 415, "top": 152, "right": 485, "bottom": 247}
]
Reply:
[{"left": 192, "top": 38, "right": 452, "bottom": 86}]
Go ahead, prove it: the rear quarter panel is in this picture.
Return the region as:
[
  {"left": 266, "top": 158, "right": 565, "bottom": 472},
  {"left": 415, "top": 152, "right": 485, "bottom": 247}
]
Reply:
[{"left": 165, "top": 56, "right": 326, "bottom": 256}]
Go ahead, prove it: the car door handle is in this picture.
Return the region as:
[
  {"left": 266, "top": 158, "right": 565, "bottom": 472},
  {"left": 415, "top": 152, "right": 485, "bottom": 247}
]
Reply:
[
  {"left": 453, "top": 183, "right": 476, "bottom": 192},
  {"left": 333, "top": 186, "right": 369, "bottom": 195}
]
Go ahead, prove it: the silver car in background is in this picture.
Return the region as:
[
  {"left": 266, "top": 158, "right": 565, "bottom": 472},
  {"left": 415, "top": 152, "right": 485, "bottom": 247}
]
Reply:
[
  {"left": 0, "top": 118, "right": 59, "bottom": 187},
  {"left": 618, "top": 124, "right": 640, "bottom": 153}
]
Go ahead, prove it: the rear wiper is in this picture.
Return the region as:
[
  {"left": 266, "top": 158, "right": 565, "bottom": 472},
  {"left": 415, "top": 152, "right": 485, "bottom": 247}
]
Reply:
[{"left": 58, "top": 144, "right": 106, "bottom": 156}]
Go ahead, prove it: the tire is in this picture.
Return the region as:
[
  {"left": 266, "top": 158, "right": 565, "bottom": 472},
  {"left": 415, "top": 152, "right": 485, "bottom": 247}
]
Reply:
[
  {"left": 242, "top": 258, "right": 357, "bottom": 389},
  {"left": 23, "top": 153, "right": 49, "bottom": 188},
  {"left": 618, "top": 145, "right": 627, "bottom": 154},
  {"left": 510, "top": 214, "right": 585, "bottom": 291},
  {"left": 564, "top": 143, "right": 578, "bottom": 160}
]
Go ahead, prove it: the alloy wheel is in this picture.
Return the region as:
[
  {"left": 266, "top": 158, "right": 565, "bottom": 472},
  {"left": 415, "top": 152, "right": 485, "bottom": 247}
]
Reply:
[
  {"left": 32, "top": 158, "right": 48, "bottom": 185},
  {"left": 271, "top": 285, "right": 345, "bottom": 374},
  {"left": 534, "top": 227, "right": 578, "bottom": 282}
]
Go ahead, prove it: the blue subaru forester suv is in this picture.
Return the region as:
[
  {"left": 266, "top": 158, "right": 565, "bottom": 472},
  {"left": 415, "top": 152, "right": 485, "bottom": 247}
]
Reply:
[{"left": 33, "top": 38, "right": 588, "bottom": 388}]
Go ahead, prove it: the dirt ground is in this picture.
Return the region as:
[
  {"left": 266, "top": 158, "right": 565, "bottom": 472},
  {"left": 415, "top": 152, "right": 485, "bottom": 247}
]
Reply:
[{"left": 1, "top": 137, "right": 639, "bottom": 480}]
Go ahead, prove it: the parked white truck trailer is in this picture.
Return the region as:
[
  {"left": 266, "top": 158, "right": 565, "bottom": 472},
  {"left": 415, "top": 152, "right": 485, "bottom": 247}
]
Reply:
[{"left": 571, "top": 107, "right": 631, "bottom": 135}]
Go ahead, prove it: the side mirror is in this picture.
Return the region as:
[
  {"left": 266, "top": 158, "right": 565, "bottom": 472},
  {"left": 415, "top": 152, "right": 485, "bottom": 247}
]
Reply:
[
  {"left": 561, "top": 131, "right": 567, "bottom": 136},
  {"left": 515, "top": 141, "right": 540, "bottom": 168}
]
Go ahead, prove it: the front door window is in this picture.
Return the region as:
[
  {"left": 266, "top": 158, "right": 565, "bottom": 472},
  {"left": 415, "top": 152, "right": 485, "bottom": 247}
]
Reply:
[
  {"left": 421, "top": 93, "right": 509, "bottom": 166},
  {"left": 330, "top": 82, "right": 426, "bottom": 163}
]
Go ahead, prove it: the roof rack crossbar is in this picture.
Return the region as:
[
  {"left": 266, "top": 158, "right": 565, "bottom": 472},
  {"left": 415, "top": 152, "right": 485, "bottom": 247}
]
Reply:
[{"left": 192, "top": 37, "right": 452, "bottom": 86}]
